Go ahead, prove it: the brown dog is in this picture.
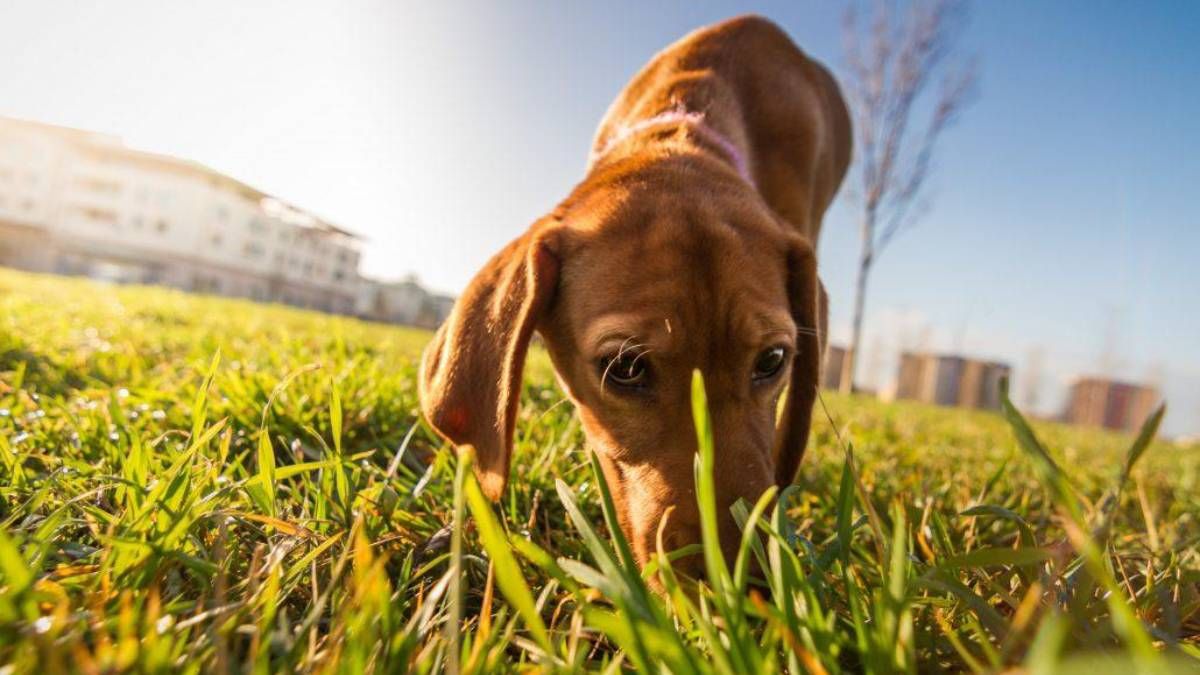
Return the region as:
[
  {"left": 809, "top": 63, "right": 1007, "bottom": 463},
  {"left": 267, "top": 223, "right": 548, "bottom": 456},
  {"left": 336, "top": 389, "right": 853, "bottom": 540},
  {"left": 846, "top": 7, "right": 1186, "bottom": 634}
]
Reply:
[{"left": 420, "top": 15, "right": 851, "bottom": 573}]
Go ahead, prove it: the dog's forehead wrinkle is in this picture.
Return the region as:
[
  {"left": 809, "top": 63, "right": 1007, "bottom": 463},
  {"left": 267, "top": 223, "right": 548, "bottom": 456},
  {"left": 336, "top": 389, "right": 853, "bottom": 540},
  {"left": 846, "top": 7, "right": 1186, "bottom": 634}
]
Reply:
[
  {"left": 585, "top": 312, "right": 682, "bottom": 355},
  {"left": 576, "top": 255, "right": 792, "bottom": 364}
]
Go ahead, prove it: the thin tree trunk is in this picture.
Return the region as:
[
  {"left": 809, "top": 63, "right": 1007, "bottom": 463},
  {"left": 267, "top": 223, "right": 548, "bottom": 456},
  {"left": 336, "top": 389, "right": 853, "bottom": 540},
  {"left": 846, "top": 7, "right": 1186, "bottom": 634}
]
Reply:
[{"left": 841, "top": 211, "right": 875, "bottom": 394}]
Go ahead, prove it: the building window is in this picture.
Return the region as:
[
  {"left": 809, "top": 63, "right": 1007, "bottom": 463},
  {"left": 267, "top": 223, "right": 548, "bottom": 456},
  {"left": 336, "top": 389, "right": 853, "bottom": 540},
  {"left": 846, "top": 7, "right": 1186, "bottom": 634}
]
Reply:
[
  {"left": 243, "top": 241, "right": 265, "bottom": 258},
  {"left": 76, "top": 176, "right": 122, "bottom": 196},
  {"left": 216, "top": 205, "right": 229, "bottom": 223},
  {"left": 211, "top": 233, "right": 223, "bottom": 247},
  {"left": 78, "top": 206, "right": 119, "bottom": 224},
  {"left": 194, "top": 275, "right": 221, "bottom": 293},
  {"left": 156, "top": 219, "right": 169, "bottom": 233}
]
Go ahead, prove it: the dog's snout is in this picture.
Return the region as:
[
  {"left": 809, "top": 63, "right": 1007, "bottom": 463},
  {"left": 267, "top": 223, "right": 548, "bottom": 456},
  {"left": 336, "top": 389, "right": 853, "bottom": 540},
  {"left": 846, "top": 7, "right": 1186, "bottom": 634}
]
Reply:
[
  {"left": 659, "top": 524, "right": 705, "bottom": 579},
  {"left": 660, "top": 521, "right": 701, "bottom": 555}
]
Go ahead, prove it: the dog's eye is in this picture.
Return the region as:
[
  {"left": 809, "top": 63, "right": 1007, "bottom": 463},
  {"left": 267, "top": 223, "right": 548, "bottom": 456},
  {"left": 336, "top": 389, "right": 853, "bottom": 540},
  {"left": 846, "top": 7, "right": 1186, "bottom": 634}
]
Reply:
[
  {"left": 599, "top": 352, "right": 650, "bottom": 389},
  {"left": 752, "top": 346, "right": 788, "bottom": 381}
]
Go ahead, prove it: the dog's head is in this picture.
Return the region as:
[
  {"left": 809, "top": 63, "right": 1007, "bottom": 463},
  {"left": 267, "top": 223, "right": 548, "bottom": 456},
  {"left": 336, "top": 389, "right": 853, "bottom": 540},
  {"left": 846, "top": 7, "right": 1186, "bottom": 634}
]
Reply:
[{"left": 419, "top": 159, "right": 827, "bottom": 573}]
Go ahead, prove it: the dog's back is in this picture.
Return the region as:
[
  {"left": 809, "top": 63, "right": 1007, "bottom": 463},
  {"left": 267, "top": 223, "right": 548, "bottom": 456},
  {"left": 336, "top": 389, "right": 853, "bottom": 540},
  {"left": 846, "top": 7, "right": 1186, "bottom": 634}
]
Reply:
[{"left": 591, "top": 15, "right": 851, "bottom": 242}]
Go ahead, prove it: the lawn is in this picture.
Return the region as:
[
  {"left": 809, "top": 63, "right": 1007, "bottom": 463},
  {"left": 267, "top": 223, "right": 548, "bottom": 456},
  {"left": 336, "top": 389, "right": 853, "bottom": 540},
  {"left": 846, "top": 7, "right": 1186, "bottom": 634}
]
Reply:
[{"left": 0, "top": 267, "right": 1197, "bottom": 673}]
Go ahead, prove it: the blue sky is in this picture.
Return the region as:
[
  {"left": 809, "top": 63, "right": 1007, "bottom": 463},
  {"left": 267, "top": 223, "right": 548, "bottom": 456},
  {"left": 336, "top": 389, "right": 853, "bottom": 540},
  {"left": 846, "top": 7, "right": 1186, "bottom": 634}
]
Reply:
[{"left": 1, "top": 2, "right": 1197, "bottom": 434}]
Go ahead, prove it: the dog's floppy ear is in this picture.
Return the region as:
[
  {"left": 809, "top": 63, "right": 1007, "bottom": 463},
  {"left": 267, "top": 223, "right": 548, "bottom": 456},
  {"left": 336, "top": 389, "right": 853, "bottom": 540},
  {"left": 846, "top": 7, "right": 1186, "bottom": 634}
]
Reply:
[
  {"left": 419, "top": 222, "right": 561, "bottom": 500},
  {"left": 774, "top": 238, "right": 826, "bottom": 487}
]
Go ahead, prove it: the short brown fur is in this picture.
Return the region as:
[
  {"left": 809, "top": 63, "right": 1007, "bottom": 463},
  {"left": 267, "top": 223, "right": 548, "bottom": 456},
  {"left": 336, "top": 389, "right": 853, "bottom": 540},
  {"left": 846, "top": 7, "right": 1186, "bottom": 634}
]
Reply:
[{"left": 420, "top": 15, "right": 851, "bottom": 572}]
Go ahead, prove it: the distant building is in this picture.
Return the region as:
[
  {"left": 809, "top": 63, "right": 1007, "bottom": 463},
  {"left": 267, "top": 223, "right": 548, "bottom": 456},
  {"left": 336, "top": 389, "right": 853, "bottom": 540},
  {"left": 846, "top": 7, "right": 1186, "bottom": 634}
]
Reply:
[
  {"left": 419, "top": 294, "right": 456, "bottom": 328},
  {"left": 0, "top": 116, "right": 362, "bottom": 314},
  {"left": 894, "top": 352, "right": 1011, "bottom": 411},
  {"left": 356, "top": 275, "right": 455, "bottom": 329},
  {"left": 822, "top": 345, "right": 850, "bottom": 390},
  {"left": 1064, "top": 377, "right": 1159, "bottom": 432}
]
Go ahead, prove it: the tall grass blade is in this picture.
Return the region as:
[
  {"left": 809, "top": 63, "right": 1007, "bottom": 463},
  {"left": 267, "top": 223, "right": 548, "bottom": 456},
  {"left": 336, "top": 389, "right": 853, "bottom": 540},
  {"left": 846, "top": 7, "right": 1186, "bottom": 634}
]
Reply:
[
  {"left": 256, "top": 431, "right": 276, "bottom": 518},
  {"left": 690, "top": 370, "right": 733, "bottom": 595},
  {"left": 329, "top": 376, "right": 343, "bottom": 456},
  {"left": 191, "top": 349, "right": 221, "bottom": 442},
  {"left": 445, "top": 448, "right": 469, "bottom": 675},
  {"left": 463, "top": 457, "right": 555, "bottom": 660}
]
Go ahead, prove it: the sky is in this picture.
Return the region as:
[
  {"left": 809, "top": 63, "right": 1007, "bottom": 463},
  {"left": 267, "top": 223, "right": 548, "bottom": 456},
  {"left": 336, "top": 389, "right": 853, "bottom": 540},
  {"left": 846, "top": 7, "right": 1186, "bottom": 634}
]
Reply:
[{"left": 1, "top": 1, "right": 1197, "bottom": 435}]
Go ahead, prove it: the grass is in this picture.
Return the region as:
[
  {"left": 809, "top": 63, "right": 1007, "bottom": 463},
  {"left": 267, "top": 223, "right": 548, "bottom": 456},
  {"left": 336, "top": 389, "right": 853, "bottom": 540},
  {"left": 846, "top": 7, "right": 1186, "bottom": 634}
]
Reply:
[{"left": 0, "top": 265, "right": 1198, "bottom": 673}]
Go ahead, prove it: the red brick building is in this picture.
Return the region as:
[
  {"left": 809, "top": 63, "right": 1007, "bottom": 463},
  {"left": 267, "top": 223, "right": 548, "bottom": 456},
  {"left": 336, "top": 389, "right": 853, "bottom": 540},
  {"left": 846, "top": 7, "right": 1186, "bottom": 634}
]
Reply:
[{"left": 1064, "top": 377, "right": 1159, "bottom": 432}]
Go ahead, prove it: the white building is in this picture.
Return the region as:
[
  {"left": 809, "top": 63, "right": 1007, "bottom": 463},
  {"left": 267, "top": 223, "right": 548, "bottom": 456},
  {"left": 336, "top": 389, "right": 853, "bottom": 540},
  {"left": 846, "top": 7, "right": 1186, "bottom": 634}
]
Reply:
[{"left": 0, "top": 116, "right": 362, "bottom": 314}]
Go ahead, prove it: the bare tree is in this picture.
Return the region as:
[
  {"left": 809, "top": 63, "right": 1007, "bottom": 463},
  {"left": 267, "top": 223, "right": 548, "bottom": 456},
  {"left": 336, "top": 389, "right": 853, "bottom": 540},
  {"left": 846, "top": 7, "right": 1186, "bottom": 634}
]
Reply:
[{"left": 838, "top": 0, "right": 978, "bottom": 393}]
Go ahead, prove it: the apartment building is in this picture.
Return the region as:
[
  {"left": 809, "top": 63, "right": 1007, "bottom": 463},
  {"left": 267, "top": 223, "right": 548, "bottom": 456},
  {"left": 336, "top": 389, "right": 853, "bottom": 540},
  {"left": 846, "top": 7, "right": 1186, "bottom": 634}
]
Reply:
[
  {"left": 822, "top": 345, "right": 850, "bottom": 390},
  {"left": 0, "top": 117, "right": 362, "bottom": 314},
  {"left": 1064, "top": 377, "right": 1159, "bottom": 432},
  {"left": 894, "top": 352, "right": 1011, "bottom": 411}
]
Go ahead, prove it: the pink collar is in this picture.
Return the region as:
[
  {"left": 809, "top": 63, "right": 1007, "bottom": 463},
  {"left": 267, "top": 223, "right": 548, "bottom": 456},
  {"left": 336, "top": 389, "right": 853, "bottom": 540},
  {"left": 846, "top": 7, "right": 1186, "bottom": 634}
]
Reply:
[{"left": 589, "top": 105, "right": 754, "bottom": 186}]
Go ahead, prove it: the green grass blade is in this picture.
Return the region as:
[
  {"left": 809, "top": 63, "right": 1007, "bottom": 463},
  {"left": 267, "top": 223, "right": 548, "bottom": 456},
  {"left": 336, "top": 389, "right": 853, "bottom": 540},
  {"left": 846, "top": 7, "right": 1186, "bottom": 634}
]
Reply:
[
  {"left": 191, "top": 349, "right": 221, "bottom": 442},
  {"left": 256, "top": 431, "right": 276, "bottom": 518},
  {"left": 587, "top": 450, "right": 640, "bottom": 575},
  {"left": 1096, "top": 403, "right": 1167, "bottom": 541},
  {"left": 959, "top": 505, "right": 1037, "bottom": 548},
  {"left": 1121, "top": 403, "right": 1165, "bottom": 483},
  {"left": 836, "top": 454, "right": 856, "bottom": 567},
  {"left": 1025, "top": 612, "right": 1069, "bottom": 675},
  {"left": 732, "top": 486, "right": 777, "bottom": 593},
  {"left": 999, "top": 378, "right": 1082, "bottom": 523},
  {"left": 329, "top": 376, "right": 343, "bottom": 456},
  {"left": 464, "top": 457, "right": 555, "bottom": 659},
  {"left": 938, "top": 547, "right": 1053, "bottom": 569},
  {"left": 690, "top": 370, "right": 733, "bottom": 595},
  {"left": 0, "top": 530, "right": 32, "bottom": 596},
  {"left": 555, "top": 479, "right": 623, "bottom": 582},
  {"left": 445, "top": 447, "right": 468, "bottom": 675}
]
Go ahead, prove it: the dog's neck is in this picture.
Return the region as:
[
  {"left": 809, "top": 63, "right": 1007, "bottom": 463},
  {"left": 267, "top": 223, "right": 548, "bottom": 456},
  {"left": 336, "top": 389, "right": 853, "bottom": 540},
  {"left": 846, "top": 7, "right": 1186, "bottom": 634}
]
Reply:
[{"left": 589, "top": 105, "right": 754, "bottom": 186}]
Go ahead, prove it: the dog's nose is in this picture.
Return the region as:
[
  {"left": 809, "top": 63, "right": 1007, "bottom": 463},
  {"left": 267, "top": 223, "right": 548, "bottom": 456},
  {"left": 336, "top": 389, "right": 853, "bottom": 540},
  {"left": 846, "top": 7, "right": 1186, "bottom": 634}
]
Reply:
[
  {"left": 657, "top": 524, "right": 705, "bottom": 578},
  {"left": 652, "top": 511, "right": 759, "bottom": 580},
  {"left": 661, "top": 524, "right": 698, "bottom": 551}
]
